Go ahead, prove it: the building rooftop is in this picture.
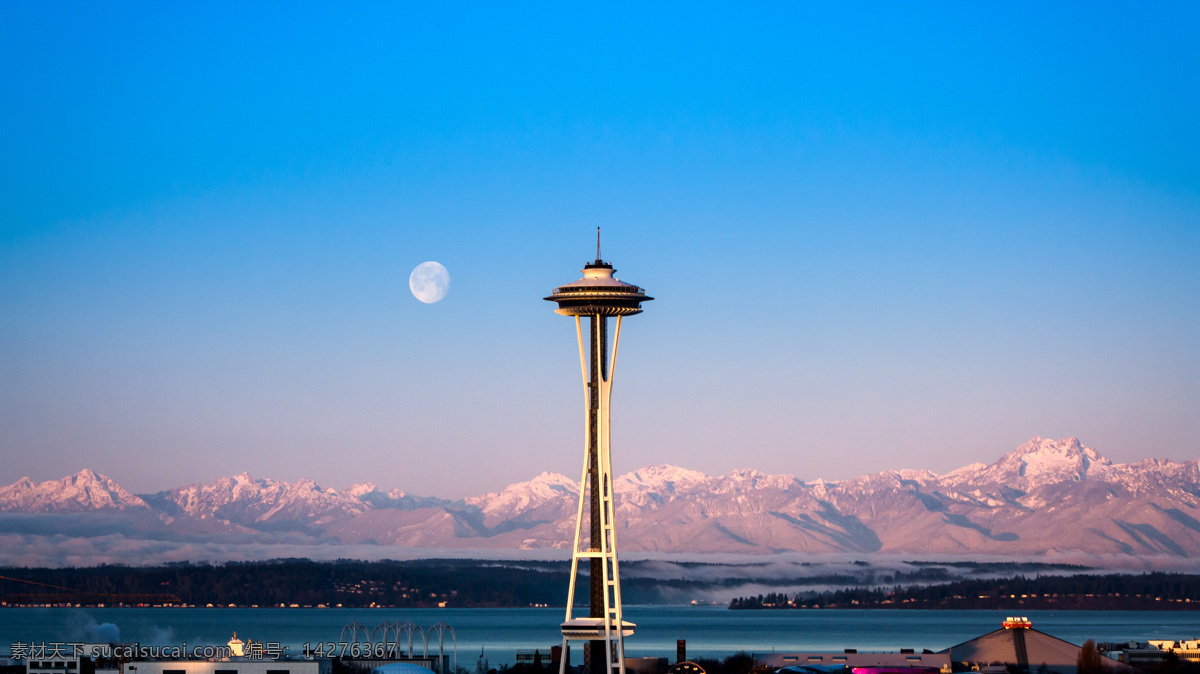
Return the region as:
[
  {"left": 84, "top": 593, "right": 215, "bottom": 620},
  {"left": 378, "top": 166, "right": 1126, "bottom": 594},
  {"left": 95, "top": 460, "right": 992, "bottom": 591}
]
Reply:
[{"left": 941, "top": 623, "right": 1133, "bottom": 674}]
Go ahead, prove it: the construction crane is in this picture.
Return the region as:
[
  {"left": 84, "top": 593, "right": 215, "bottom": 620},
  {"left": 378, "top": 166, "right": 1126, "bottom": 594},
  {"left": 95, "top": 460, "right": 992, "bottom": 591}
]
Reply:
[{"left": 0, "top": 574, "right": 182, "bottom": 606}]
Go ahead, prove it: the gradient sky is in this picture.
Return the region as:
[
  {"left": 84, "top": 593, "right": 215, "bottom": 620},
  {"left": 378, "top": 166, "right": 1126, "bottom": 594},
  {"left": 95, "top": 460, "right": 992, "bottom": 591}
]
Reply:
[{"left": 2, "top": 2, "right": 1198, "bottom": 499}]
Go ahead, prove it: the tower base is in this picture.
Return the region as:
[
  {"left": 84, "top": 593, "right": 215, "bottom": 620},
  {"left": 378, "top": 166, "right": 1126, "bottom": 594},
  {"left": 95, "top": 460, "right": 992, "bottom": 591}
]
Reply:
[{"left": 561, "top": 617, "right": 636, "bottom": 639}]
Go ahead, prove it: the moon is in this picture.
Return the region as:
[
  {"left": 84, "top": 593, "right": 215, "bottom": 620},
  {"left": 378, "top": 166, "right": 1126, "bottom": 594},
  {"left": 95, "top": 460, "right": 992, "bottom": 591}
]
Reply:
[{"left": 409, "top": 261, "right": 450, "bottom": 303}]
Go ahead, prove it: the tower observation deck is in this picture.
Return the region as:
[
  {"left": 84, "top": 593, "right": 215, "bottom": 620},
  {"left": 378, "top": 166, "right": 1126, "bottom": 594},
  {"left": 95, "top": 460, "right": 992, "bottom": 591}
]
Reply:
[
  {"left": 544, "top": 231, "right": 652, "bottom": 674},
  {"left": 546, "top": 261, "right": 650, "bottom": 316}
]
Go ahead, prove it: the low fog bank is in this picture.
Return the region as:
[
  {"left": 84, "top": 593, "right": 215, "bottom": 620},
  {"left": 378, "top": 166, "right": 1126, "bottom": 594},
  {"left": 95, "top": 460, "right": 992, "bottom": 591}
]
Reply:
[{"left": 5, "top": 532, "right": 1200, "bottom": 576}]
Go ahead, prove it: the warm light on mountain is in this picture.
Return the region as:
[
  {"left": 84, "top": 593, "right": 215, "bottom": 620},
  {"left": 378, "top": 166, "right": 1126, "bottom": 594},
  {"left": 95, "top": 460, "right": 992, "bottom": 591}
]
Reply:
[{"left": 3, "top": 438, "right": 1199, "bottom": 563}]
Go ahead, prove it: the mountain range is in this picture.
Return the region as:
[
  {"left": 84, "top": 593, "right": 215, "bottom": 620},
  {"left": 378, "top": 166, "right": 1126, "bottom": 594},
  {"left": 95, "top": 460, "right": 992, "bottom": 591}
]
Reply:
[{"left": 4, "top": 437, "right": 1200, "bottom": 560}]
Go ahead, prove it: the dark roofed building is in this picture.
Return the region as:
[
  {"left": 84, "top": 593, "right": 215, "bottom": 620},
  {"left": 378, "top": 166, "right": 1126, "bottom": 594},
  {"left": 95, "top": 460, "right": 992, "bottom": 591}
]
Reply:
[{"left": 940, "top": 617, "right": 1132, "bottom": 674}]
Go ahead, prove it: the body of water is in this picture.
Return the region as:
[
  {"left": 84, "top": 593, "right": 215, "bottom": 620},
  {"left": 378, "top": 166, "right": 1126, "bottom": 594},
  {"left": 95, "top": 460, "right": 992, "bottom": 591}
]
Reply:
[{"left": 3, "top": 607, "right": 1197, "bottom": 666}]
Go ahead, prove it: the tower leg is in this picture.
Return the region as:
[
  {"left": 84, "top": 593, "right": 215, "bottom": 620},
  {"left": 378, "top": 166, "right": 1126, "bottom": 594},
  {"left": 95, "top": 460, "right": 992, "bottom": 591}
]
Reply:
[{"left": 561, "top": 313, "right": 629, "bottom": 674}]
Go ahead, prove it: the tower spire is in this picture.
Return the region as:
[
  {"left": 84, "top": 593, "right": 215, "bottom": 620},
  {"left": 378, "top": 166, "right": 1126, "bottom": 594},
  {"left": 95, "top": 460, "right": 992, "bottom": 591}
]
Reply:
[{"left": 596, "top": 227, "right": 602, "bottom": 262}]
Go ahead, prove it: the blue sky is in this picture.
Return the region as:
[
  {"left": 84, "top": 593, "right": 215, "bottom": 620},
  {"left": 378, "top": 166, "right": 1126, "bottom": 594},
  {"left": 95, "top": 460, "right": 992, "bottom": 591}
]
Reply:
[{"left": 1, "top": 2, "right": 1197, "bottom": 498}]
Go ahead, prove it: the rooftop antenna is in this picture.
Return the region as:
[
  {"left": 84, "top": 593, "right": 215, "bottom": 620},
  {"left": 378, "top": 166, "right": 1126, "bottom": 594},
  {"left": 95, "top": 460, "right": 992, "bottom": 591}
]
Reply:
[{"left": 596, "top": 227, "right": 602, "bottom": 262}]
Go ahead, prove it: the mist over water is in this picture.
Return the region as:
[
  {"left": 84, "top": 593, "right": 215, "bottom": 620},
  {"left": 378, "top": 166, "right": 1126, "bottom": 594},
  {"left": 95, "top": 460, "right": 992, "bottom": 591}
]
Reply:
[{"left": 4, "top": 524, "right": 1198, "bottom": 573}]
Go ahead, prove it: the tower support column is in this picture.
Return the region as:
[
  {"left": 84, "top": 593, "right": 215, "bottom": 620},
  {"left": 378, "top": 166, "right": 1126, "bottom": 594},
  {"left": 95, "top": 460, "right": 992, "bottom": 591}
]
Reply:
[{"left": 560, "top": 314, "right": 629, "bottom": 674}]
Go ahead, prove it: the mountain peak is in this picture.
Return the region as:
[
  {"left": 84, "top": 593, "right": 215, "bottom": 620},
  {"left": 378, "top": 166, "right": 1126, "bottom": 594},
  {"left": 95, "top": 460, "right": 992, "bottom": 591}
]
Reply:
[
  {"left": 1004, "top": 436, "right": 1110, "bottom": 470},
  {"left": 0, "top": 470, "right": 147, "bottom": 512},
  {"left": 529, "top": 471, "right": 575, "bottom": 486},
  {"left": 616, "top": 465, "right": 708, "bottom": 490},
  {"left": 943, "top": 436, "right": 1113, "bottom": 490},
  {"left": 1012, "top": 436, "right": 1104, "bottom": 459},
  {"left": 159, "top": 472, "right": 367, "bottom": 522},
  {"left": 464, "top": 471, "right": 577, "bottom": 518},
  {"left": 347, "top": 482, "right": 377, "bottom": 498}
]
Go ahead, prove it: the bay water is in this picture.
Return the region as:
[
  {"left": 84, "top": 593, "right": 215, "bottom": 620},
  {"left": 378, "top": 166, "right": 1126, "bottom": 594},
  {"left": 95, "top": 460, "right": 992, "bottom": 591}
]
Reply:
[{"left": 3, "top": 607, "right": 1197, "bottom": 666}]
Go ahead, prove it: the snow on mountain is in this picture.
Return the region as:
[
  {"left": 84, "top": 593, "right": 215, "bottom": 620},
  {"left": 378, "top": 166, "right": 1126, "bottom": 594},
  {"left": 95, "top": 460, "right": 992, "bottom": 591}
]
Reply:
[
  {"left": 0, "top": 469, "right": 147, "bottom": 512},
  {"left": 616, "top": 464, "right": 707, "bottom": 491},
  {"left": 6, "top": 437, "right": 1200, "bottom": 559},
  {"left": 835, "top": 468, "right": 939, "bottom": 494},
  {"left": 460, "top": 464, "right": 802, "bottom": 521},
  {"left": 710, "top": 468, "right": 800, "bottom": 494},
  {"left": 931, "top": 437, "right": 1200, "bottom": 503},
  {"left": 464, "top": 471, "right": 578, "bottom": 523},
  {"left": 347, "top": 483, "right": 377, "bottom": 498},
  {"left": 614, "top": 465, "right": 708, "bottom": 508},
  {"left": 150, "top": 472, "right": 367, "bottom": 526},
  {"left": 941, "top": 437, "right": 1112, "bottom": 491},
  {"left": 1105, "top": 457, "right": 1200, "bottom": 499},
  {"left": 351, "top": 483, "right": 452, "bottom": 511},
  {"left": 939, "top": 462, "right": 989, "bottom": 484}
]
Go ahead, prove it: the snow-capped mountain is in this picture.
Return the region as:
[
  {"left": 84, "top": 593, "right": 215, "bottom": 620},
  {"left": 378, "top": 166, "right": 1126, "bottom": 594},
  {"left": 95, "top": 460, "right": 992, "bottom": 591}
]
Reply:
[
  {"left": 344, "top": 483, "right": 451, "bottom": 511},
  {"left": 614, "top": 464, "right": 708, "bottom": 509},
  {"left": 464, "top": 471, "right": 578, "bottom": 522},
  {"left": 0, "top": 469, "right": 147, "bottom": 512},
  {"left": 941, "top": 436, "right": 1112, "bottom": 491},
  {"left": 5, "top": 437, "right": 1200, "bottom": 560},
  {"left": 142, "top": 472, "right": 368, "bottom": 529}
]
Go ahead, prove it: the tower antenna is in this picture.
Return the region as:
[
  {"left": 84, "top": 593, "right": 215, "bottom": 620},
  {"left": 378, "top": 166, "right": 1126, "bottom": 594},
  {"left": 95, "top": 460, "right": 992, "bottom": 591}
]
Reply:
[{"left": 596, "top": 227, "right": 602, "bottom": 262}]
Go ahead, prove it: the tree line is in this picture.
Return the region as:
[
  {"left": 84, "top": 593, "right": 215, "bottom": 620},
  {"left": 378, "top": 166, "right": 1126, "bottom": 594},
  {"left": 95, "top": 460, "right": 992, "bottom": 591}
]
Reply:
[{"left": 728, "top": 572, "right": 1200, "bottom": 610}]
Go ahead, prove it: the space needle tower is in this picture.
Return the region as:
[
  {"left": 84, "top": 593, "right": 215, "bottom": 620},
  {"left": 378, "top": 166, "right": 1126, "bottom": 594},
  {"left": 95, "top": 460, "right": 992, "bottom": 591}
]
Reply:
[{"left": 545, "top": 230, "right": 652, "bottom": 674}]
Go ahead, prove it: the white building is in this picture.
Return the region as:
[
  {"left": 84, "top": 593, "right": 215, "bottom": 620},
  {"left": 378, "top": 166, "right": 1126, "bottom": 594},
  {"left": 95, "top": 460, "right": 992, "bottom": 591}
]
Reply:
[{"left": 1101, "top": 639, "right": 1200, "bottom": 667}]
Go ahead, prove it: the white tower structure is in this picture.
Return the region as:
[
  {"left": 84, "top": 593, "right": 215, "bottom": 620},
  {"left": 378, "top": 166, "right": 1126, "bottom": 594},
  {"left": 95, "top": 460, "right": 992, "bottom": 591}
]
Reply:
[{"left": 545, "top": 231, "right": 652, "bottom": 674}]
